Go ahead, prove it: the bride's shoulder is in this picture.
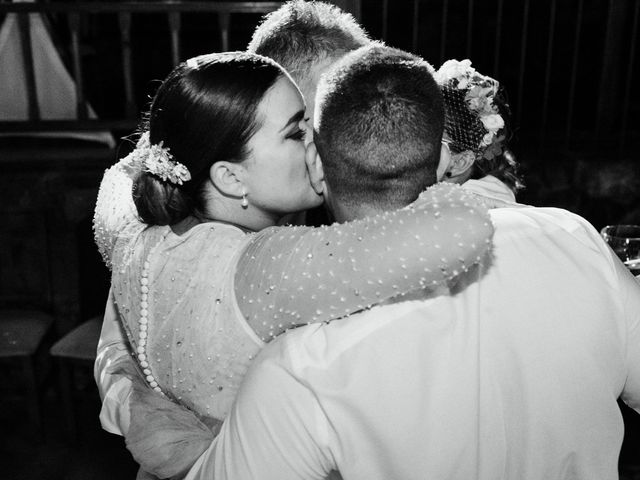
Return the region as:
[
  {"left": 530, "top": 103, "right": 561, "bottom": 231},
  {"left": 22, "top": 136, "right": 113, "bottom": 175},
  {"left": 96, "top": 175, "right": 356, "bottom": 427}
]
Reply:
[{"left": 185, "top": 222, "right": 250, "bottom": 251}]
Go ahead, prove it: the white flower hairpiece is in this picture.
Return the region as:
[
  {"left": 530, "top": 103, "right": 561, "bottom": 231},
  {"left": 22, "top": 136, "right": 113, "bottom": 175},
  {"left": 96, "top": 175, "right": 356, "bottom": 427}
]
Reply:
[
  {"left": 436, "top": 59, "right": 505, "bottom": 158},
  {"left": 133, "top": 132, "right": 191, "bottom": 185}
]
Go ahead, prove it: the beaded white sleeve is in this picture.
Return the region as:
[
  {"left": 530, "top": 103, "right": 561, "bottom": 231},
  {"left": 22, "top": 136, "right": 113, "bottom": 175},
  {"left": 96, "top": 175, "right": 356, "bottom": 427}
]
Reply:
[
  {"left": 236, "top": 182, "right": 493, "bottom": 342},
  {"left": 93, "top": 153, "right": 146, "bottom": 270}
]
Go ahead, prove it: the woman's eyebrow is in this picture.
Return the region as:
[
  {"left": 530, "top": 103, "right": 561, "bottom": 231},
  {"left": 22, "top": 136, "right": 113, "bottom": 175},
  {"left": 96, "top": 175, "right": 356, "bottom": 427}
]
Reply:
[{"left": 279, "top": 110, "right": 305, "bottom": 133}]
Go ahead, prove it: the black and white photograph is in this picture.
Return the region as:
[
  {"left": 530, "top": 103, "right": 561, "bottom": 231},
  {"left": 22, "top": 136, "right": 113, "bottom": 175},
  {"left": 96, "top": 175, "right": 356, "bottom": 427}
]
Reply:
[{"left": 0, "top": 1, "right": 639, "bottom": 479}]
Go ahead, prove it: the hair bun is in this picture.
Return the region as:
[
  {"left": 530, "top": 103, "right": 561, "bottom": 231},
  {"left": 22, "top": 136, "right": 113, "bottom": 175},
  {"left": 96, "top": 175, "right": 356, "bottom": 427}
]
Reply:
[{"left": 133, "top": 172, "right": 193, "bottom": 226}]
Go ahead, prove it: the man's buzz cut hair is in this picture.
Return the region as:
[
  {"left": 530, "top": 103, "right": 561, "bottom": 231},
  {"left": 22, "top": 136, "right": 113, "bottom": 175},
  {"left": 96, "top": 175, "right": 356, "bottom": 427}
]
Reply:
[
  {"left": 315, "top": 43, "right": 445, "bottom": 211},
  {"left": 247, "top": 0, "right": 371, "bottom": 84}
]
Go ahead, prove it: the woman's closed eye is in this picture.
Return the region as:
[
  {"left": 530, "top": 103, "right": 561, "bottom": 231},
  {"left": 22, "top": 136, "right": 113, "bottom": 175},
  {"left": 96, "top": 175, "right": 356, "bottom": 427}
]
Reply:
[{"left": 287, "top": 128, "right": 306, "bottom": 142}]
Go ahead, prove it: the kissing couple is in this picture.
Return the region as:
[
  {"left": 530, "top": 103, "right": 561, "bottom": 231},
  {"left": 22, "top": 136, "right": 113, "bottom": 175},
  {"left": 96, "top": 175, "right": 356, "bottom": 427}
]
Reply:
[{"left": 94, "top": 2, "right": 640, "bottom": 479}]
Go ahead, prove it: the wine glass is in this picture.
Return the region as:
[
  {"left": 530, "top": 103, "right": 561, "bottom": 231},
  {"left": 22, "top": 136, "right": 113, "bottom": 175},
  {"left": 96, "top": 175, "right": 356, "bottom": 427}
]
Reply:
[{"left": 600, "top": 225, "right": 640, "bottom": 277}]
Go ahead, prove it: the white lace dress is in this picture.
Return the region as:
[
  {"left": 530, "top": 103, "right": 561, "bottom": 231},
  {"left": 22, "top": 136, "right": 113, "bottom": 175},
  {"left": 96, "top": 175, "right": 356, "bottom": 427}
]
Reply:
[{"left": 94, "top": 153, "right": 493, "bottom": 422}]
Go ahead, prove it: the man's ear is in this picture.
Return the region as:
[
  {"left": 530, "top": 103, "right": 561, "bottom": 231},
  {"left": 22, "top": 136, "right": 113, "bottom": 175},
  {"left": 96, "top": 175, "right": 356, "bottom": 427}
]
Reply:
[
  {"left": 305, "top": 142, "right": 326, "bottom": 195},
  {"left": 209, "top": 161, "right": 245, "bottom": 197}
]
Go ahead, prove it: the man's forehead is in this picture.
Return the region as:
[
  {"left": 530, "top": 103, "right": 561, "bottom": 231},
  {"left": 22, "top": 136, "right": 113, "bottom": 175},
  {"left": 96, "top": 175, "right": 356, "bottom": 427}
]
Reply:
[
  {"left": 299, "top": 56, "right": 344, "bottom": 127},
  {"left": 298, "top": 57, "right": 340, "bottom": 99}
]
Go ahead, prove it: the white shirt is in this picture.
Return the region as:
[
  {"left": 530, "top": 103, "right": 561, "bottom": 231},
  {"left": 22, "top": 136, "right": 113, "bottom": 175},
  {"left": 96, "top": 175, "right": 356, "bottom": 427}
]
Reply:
[
  {"left": 189, "top": 206, "right": 640, "bottom": 480},
  {"left": 463, "top": 174, "right": 516, "bottom": 205}
]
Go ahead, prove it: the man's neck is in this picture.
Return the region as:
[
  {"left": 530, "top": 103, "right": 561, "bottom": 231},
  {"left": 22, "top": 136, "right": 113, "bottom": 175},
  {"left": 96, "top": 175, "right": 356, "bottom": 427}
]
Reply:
[{"left": 331, "top": 199, "right": 388, "bottom": 223}]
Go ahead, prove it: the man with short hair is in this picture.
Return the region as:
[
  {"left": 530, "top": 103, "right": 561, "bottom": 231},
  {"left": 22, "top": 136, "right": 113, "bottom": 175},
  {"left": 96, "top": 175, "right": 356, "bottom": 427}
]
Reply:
[
  {"left": 313, "top": 45, "right": 443, "bottom": 216},
  {"left": 247, "top": 0, "right": 370, "bottom": 121},
  {"left": 187, "top": 43, "right": 640, "bottom": 480}
]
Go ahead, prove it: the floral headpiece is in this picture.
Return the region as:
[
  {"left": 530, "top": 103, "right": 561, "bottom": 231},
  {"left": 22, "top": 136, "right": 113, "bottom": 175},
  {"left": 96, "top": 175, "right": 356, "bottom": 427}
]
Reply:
[
  {"left": 132, "top": 131, "right": 191, "bottom": 185},
  {"left": 435, "top": 59, "right": 507, "bottom": 161}
]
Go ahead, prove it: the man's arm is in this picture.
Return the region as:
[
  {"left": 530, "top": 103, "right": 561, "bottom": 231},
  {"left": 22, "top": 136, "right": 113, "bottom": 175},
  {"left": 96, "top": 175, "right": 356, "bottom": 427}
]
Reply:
[
  {"left": 94, "top": 288, "right": 134, "bottom": 435},
  {"left": 186, "top": 346, "right": 335, "bottom": 480}
]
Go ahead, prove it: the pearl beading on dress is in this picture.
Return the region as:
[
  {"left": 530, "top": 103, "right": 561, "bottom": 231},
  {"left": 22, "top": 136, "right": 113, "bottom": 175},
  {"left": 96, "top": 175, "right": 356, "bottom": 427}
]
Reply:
[
  {"left": 93, "top": 156, "right": 145, "bottom": 271},
  {"left": 136, "top": 231, "right": 169, "bottom": 396}
]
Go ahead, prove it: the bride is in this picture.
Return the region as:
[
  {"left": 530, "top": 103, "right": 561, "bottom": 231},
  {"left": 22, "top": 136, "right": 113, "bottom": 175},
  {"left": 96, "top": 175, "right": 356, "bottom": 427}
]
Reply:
[{"left": 94, "top": 51, "right": 493, "bottom": 477}]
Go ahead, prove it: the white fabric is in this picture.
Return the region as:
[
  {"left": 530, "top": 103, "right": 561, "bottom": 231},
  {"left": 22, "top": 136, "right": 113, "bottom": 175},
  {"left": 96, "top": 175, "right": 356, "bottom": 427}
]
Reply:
[
  {"left": 94, "top": 288, "right": 132, "bottom": 435},
  {"left": 463, "top": 174, "right": 516, "bottom": 205},
  {"left": 190, "top": 206, "right": 640, "bottom": 480},
  {"left": 0, "top": 10, "right": 115, "bottom": 146}
]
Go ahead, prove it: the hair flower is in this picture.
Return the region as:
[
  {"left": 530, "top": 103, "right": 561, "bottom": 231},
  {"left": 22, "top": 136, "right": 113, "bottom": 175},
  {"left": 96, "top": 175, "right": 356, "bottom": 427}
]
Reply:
[
  {"left": 480, "top": 113, "right": 504, "bottom": 131},
  {"left": 457, "top": 77, "right": 470, "bottom": 90},
  {"left": 435, "top": 59, "right": 474, "bottom": 84},
  {"left": 132, "top": 132, "right": 192, "bottom": 185},
  {"left": 481, "top": 132, "right": 495, "bottom": 147},
  {"left": 482, "top": 135, "right": 505, "bottom": 160},
  {"left": 435, "top": 59, "right": 506, "bottom": 159},
  {"left": 467, "top": 96, "right": 484, "bottom": 111}
]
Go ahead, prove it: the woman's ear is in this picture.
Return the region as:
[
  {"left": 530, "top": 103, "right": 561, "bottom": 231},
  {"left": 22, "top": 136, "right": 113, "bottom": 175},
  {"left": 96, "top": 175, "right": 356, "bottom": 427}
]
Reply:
[
  {"left": 448, "top": 150, "right": 476, "bottom": 177},
  {"left": 209, "top": 161, "right": 245, "bottom": 198},
  {"left": 436, "top": 142, "right": 453, "bottom": 181},
  {"left": 305, "top": 142, "right": 326, "bottom": 195}
]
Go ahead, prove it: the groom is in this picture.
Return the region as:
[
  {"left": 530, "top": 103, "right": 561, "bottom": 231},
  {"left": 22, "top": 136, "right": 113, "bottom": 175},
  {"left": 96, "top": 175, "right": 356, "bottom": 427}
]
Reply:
[{"left": 187, "top": 44, "right": 640, "bottom": 479}]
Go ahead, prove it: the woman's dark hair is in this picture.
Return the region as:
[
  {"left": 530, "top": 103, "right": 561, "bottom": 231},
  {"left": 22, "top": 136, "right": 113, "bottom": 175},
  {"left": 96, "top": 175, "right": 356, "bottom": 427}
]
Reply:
[{"left": 133, "top": 52, "right": 284, "bottom": 225}]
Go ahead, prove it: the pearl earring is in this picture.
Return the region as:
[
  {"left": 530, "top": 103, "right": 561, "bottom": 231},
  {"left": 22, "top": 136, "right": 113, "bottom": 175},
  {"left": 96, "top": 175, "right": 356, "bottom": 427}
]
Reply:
[{"left": 241, "top": 189, "right": 248, "bottom": 209}]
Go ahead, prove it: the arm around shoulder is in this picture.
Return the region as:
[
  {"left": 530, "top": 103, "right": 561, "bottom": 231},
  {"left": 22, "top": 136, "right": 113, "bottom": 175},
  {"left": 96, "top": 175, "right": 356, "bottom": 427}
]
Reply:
[{"left": 236, "top": 182, "right": 493, "bottom": 340}]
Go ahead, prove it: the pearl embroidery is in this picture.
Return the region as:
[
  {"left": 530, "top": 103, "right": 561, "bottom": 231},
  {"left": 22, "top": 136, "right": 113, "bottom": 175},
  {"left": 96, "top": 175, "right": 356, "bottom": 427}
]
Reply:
[
  {"left": 136, "top": 231, "right": 169, "bottom": 396},
  {"left": 237, "top": 182, "right": 494, "bottom": 342}
]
